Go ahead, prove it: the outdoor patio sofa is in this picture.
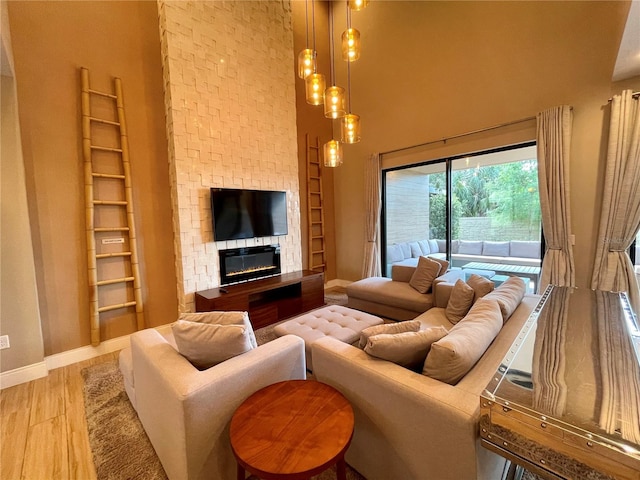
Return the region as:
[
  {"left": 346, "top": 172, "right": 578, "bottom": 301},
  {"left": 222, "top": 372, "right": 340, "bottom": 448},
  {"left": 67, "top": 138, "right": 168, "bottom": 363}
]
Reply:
[{"left": 386, "top": 239, "right": 541, "bottom": 276}]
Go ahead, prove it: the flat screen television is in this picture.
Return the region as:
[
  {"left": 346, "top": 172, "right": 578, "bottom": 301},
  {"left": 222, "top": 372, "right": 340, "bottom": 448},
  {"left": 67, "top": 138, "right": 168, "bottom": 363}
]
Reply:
[{"left": 211, "top": 188, "right": 288, "bottom": 241}]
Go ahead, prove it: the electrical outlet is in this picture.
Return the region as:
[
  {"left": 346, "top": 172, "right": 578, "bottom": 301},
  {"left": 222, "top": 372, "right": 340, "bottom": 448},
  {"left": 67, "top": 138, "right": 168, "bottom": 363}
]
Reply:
[{"left": 0, "top": 335, "right": 10, "bottom": 350}]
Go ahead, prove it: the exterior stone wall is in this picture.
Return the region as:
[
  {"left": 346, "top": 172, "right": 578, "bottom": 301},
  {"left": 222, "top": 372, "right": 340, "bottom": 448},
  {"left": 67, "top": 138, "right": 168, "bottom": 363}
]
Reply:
[
  {"left": 158, "top": 0, "right": 301, "bottom": 312},
  {"left": 458, "top": 217, "right": 540, "bottom": 242}
]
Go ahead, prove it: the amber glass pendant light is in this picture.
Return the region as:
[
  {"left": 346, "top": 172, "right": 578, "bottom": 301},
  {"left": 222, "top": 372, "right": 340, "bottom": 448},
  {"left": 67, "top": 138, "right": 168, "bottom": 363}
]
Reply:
[
  {"left": 323, "top": 139, "right": 343, "bottom": 167},
  {"left": 348, "top": 0, "right": 369, "bottom": 11},
  {"left": 324, "top": 2, "right": 345, "bottom": 119},
  {"left": 341, "top": 3, "right": 361, "bottom": 145},
  {"left": 342, "top": 8, "right": 360, "bottom": 62},
  {"left": 297, "top": 1, "right": 316, "bottom": 79},
  {"left": 304, "top": 0, "right": 325, "bottom": 105}
]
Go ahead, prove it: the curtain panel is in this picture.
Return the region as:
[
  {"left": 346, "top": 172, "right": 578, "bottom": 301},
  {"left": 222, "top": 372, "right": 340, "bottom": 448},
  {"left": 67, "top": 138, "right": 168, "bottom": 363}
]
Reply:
[
  {"left": 536, "top": 105, "right": 576, "bottom": 290},
  {"left": 591, "top": 90, "right": 640, "bottom": 315},
  {"left": 362, "top": 153, "right": 381, "bottom": 278}
]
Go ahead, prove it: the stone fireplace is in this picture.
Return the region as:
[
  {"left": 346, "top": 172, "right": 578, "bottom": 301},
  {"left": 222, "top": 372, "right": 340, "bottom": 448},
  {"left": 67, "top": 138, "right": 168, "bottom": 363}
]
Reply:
[{"left": 219, "top": 245, "right": 282, "bottom": 286}]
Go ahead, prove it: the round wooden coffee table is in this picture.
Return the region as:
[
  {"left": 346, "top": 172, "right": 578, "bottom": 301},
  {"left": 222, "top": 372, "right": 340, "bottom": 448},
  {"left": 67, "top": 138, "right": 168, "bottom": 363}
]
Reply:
[{"left": 230, "top": 380, "right": 354, "bottom": 480}]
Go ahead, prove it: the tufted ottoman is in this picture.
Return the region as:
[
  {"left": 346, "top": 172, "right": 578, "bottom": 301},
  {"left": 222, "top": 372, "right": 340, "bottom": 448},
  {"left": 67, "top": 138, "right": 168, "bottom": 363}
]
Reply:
[{"left": 273, "top": 305, "right": 384, "bottom": 370}]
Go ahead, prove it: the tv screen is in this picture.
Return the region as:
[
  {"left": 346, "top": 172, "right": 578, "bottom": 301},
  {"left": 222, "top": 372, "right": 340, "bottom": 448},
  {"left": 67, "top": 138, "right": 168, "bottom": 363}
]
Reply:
[{"left": 211, "top": 188, "right": 288, "bottom": 241}]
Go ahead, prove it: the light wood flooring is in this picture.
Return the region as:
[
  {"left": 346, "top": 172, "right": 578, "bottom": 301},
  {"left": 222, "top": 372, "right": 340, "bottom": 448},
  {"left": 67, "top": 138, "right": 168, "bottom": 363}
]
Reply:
[{"left": 1, "top": 351, "right": 119, "bottom": 480}]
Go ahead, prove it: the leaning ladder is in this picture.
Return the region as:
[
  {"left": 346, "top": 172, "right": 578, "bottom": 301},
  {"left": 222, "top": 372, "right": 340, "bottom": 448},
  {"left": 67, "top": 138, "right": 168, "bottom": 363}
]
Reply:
[
  {"left": 306, "top": 134, "right": 326, "bottom": 272},
  {"left": 80, "top": 67, "right": 144, "bottom": 346}
]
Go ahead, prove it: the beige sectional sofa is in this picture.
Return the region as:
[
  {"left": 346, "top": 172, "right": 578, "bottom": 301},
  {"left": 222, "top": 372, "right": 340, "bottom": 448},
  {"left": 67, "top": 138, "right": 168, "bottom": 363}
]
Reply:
[
  {"left": 314, "top": 279, "right": 539, "bottom": 480},
  {"left": 346, "top": 264, "right": 464, "bottom": 321}
]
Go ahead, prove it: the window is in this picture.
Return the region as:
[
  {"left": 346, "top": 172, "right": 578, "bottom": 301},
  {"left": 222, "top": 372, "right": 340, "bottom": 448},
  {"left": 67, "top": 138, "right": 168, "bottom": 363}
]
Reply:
[{"left": 382, "top": 143, "right": 542, "bottom": 289}]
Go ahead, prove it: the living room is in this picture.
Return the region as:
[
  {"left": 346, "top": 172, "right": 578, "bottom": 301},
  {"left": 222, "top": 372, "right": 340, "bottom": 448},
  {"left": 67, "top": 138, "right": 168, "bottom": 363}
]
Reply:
[{"left": 1, "top": 1, "right": 639, "bottom": 479}]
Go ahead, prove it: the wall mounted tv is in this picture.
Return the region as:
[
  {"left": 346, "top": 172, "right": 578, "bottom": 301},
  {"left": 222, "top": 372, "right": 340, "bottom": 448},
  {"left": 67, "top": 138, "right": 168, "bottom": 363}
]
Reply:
[{"left": 211, "top": 188, "right": 288, "bottom": 241}]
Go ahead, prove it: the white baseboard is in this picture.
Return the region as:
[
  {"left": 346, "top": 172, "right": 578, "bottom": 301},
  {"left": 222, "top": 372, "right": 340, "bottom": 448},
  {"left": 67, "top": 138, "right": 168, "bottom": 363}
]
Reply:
[
  {"left": 1, "top": 324, "right": 173, "bottom": 389},
  {"left": 325, "top": 278, "right": 351, "bottom": 288},
  {"left": 0, "top": 362, "right": 48, "bottom": 390}
]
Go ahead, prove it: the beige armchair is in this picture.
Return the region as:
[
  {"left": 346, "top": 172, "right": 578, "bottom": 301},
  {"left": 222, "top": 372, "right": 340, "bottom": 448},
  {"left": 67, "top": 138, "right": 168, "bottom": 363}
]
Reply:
[{"left": 120, "top": 329, "right": 306, "bottom": 480}]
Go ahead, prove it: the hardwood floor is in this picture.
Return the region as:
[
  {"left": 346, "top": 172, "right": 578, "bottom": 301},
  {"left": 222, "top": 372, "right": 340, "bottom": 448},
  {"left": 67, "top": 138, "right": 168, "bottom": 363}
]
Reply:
[{"left": 1, "top": 351, "right": 119, "bottom": 480}]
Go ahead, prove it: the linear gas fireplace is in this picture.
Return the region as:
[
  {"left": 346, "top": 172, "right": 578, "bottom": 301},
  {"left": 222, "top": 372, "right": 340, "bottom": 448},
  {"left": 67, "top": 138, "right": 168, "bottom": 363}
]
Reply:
[{"left": 219, "top": 245, "right": 281, "bottom": 285}]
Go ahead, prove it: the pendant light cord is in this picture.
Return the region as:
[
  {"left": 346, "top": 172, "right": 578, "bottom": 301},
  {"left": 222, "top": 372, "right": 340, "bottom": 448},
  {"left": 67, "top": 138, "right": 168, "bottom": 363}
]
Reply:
[
  {"left": 312, "top": 0, "right": 317, "bottom": 72},
  {"left": 346, "top": 2, "right": 352, "bottom": 113},
  {"left": 305, "top": 0, "right": 309, "bottom": 48},
  {"left": 329, "top": 2, "right": 335, "bottom": 85}
]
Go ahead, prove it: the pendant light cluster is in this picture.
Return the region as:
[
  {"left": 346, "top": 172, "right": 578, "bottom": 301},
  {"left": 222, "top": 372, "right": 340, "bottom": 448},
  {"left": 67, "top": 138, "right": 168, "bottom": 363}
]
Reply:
[{"left": 297, "top": 0, "right": 368, "bottom": 167}]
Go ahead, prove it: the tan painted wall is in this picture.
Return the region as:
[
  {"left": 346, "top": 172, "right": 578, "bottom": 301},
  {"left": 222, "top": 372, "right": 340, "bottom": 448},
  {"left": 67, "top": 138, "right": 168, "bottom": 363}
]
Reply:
[
  {"left": 291, "top": 0, "right": 337, "bottom": 281},
  {"left": 157, "top": 0, "right": 302, "bottom": 312},
  {"left": 330, "top": 1, "right": 640, "bottom": 287},
  {"left": 7, "top": 1, "right": 177, "bottom": 355}
]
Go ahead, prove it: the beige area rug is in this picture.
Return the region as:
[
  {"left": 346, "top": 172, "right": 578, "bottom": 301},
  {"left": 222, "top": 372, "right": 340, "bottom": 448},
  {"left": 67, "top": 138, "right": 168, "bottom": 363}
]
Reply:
[{"left": 81, "top": 290, "right": 365, "bottom": 480}]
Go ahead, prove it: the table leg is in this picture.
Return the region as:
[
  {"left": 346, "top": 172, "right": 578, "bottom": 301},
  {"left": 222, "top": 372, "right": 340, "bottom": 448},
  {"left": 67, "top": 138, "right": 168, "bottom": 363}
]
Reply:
[
  {"left": 236, "top": 463, "right": 245, "bottom": 480},
  {"left": 336, "top": 456, "right": 347, "bottom": 480}
]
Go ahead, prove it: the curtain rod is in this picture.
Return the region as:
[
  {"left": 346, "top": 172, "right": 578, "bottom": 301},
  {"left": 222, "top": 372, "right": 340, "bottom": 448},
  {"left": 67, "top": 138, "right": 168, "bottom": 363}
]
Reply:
[
  {"left": 608, "top": 91, "right": 640, "bottom": 102},
  {"left": 380, "top": 115, "right": 536, "bottom": 157}
]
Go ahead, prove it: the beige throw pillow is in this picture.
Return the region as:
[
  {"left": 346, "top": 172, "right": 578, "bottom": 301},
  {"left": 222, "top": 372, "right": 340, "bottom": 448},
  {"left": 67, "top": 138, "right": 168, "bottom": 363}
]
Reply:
[
  {"left": 445, "top": 279, "right": 475, "bottom": 324},
  {"left": 466, "top": 274, "right": 495, "bottom": 303},
  {"left": 423, "top": 298, "right": 503, "bottom": 384},
  {"left": 483, "top": 276, "right": 526, "bottom": 322},
  {"left": 359, "top": 320, "right": 421, "bottom": 348},
  {"left": 364, "top": 326, "right": 448, "bottom": 369},
  {"left": 172, "top": 321, "right": 254, "bottom": 370},
  {"left": 179, "top": 311, "right": 257, "bottom": 348},
  {"left": 409, "top": 256, "right": 442, "bottom": 294}
]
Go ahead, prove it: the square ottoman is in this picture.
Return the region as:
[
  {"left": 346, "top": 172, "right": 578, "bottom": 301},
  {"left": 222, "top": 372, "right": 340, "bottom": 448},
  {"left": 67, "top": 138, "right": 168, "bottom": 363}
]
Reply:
[{"left": 274, "top": 305, "right": 384, "bottom": 370}]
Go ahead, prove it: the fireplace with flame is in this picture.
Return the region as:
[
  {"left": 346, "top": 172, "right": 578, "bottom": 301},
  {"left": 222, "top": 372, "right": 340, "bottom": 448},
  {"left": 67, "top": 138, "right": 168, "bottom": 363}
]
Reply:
[{"left": 219, "top": 245, "right": 281, "bottom": 285}]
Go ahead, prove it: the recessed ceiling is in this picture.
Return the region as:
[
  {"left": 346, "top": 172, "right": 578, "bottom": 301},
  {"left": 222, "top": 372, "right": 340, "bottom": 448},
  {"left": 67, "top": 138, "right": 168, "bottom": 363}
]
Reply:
[{"left": 613, "top": 0, "right": 640, "bottom": 81}]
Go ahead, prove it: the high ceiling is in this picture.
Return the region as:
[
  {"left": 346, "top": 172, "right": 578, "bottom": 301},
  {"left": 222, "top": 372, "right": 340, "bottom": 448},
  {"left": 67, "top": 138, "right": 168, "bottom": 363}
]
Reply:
[{"left": 613, "top": 0, "right": 640, "bottom": 81}]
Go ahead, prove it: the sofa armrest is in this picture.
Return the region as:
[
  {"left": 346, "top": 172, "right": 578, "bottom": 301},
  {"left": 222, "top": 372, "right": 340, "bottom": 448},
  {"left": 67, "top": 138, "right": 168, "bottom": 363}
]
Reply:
[
  {"left": 312, "top": 337, "right": 488, "bottom": 480},
  {"left": 390, "top": 264, "right": 416, "bottom": 282},
  {"left": 131, "top": 330, "right": 306, "bottom": 480}
]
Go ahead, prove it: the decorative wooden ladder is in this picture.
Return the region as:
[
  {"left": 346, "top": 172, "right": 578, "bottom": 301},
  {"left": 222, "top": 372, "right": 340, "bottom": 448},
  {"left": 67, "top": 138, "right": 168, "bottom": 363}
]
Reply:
[
  {"left": 306, "top": 134, "right": 326, "bottom": 272},
  {"left": 80, "top": 68, "right": 144, "bottom": 346}
]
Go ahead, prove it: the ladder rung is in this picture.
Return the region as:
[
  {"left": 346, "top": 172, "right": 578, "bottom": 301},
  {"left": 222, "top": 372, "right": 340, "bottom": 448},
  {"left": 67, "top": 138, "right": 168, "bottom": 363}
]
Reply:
[
  {"left": 88, "top": 88, "right": 117, "bottom": 99},
  {"left": 311, "top": 263, "right": 326, "bottom": 269},
  {"left": 311, "top": 221, "right": 323, "bottom": 225},
  {"left": 98, "top": 301, "right": 137, "bottom": 313},
  {"left": 91, "top": 145, "right": 123, "bottom": 153},
  {"left": 311, "top": 236, "right": 324, "bottom": 240},
  {"left": 95, "top": 227, "right": 130, "bottom": 232},
  {"left": 93, "top": 173, "right": 126, "bottom": 179},
  {"left": 309, "top": 192, "right": 321, "bottom": 196},
  {"left": 310, "top": 176, "right": 320, "bottom": 180},
  {"left": 312, "top": 249, "right": 325, "bottom": 254},
  {"left": 96, "top": 252, "right": 132, "bottom": 259},
  {"left": 311, "top": 207, "right": 322, "bottom": 210},
  {"left": 89, "top": 117, "right": 120, "bottom": 126},
  {"left": 96, "top": 276, "right": 135, "bottom": 286},
  {"left": 93, "top": 200, "right": 128, "bottom": 206}
]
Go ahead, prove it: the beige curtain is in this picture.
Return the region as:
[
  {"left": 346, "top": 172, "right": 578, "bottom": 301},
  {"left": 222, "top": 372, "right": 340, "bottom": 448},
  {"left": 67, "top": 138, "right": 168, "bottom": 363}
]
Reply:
[
  {"left": 536, "top": 106, "right": 575, "bottom": 290},
  {"left": 591, "top": 90, "right": 640, "bottom": 315},
  {"left": 362, "top": 153, "right": 381, "bottom": 278}
]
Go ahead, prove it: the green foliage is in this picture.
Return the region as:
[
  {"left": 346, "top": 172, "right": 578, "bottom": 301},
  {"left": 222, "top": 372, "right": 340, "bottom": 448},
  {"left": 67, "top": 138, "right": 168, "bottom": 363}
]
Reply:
[
  {"left": 429, "top": 194, "right": 462, "bottom": 239},
  {"left": 487, "top": 160, "right": 540, "bottom": 225},
  {"left": 452, "top": 166, "right": 499, "bottom": 217}
]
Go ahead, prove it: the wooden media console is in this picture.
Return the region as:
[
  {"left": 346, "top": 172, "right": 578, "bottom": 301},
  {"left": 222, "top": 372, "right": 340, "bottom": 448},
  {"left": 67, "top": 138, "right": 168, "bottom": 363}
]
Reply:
[{"left": 194, "top": 270, "right": 324, "bottom": 329}]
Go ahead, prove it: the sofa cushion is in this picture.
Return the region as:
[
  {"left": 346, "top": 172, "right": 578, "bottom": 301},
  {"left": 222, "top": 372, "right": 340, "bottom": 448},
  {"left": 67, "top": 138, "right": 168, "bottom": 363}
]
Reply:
[
  {"left": 409, "top": 256, "right": 442, "bottom": 294},
  {"left": 409, "top": 242, "right": 423, "bottom": 258},
  {"left": 483, "top": 276, "right": 526, "bottom": 322},
  {"left": 510, "top": 240, "right": 540, "bottom": 259},
  {"left": 418, "top": 240, "right": 431, "bottom": 255},
  {"left": 171, "top": 321, "right": 254, "bottom": 369},
  {"left": 428, "top": 239, "right": 439, "bottom": 253},
  {"left": 428, "top": 256, "right": 450, "bottom": 274},
  {"left": 466, "top": 273, "right": 495, "bottom": 302},
  {"left": 359, "top": 319, "right": 421, "bottom": 348},
  {"left": 387, "top": 244, "right": 404, "bottom": 264},
  {"left": 399, "top": 243, "right": 411, "bottom": 259},
  {"left": 458, "top": 240, "right": 483, "bottom": 255},
  {"left": 179, "top": 311, "right": 257, "bottom": 348},
  {"left": 364, "top": 326, "right": 448, "bottom": 369},
  {"left": 423, "top": 298, "right": 503, "bottom": 384},
  {"left": 436, "top": 239, "right": 446, "bottom": 253},
  {"left": 481, "top": 241, "right": 510, "bottom": 257},
  {"left": 445, "top": 279, "right": 475, "bottom": 324}
]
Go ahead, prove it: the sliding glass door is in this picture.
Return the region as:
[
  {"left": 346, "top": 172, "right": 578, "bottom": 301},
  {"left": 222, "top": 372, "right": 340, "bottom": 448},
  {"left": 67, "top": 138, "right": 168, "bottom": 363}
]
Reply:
[{"left": 382, "top": 142, "right": 542, "bottom": 289}]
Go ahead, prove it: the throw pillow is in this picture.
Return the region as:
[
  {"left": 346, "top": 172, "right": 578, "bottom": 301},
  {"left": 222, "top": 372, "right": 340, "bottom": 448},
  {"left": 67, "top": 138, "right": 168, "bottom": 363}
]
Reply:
[
  {"left": 423, "top": 298, "right": 503, "bottom": 384},
  {"left": 458, "top": 240, "right": 483, "bottom": 255},
  {"left": 466, "top": 274, "right": 495, "bottom": 303},
  {"left": 364, "top": 326, "right": 448, "bottom": 369},
  {"left": 418, "top": 240, "right": 431, "bottom": 255},
  {"left": 483, "top": 276, "right": 526, "bottom": 322},
  {"left": 428, "top": 239, "right": 440, "bottom": 253},
  {"left": 171, "top": 321, "right": 254, "bottom": 370},
  {"left": 445, "top": 279, "right": 475, "bottom": 324},
  {"left": 359, "top": 320, "right": 421, "bottom": 348},
  {"left": 409, "top": 241, "right": 422, "bottom": 258},
  {"left": 179, "top": 311, "right": 257, "bottom": 348},
  {"left": 409, "top": 256, "right": 442, "bottom": 294},
  {"left": 429, "top": 256, "right": 450, "bottom": 274}
]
